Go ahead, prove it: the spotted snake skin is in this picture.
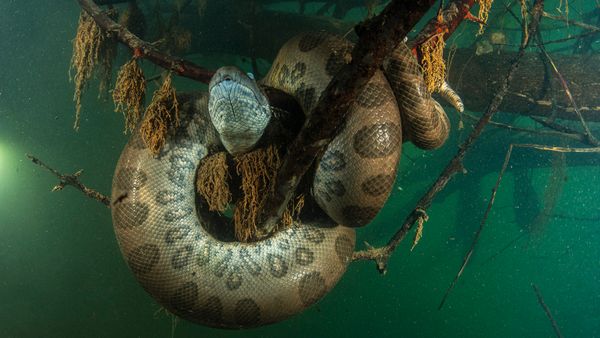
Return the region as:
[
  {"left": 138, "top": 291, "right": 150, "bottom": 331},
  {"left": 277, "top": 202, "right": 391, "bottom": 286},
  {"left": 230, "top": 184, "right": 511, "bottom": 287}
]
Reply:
[{"left": 111, "top": 32, "right": 450, "bottom": 329}]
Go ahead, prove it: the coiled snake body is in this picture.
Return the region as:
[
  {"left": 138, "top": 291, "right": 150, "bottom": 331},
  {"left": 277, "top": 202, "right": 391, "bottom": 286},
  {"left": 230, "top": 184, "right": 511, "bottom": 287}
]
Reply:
[{"left": 111, "top": 33, "right": 453, "bottom": 328}]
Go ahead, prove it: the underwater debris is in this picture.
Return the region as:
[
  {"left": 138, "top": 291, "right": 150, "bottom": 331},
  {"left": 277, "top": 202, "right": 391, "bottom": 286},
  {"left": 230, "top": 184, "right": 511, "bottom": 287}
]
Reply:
[
  {"left": 196, "top": 152, "right": 231, "bottom": 212},
  {"left": 196, "top": 145, "right": 304, "bottom": 241},
  {"left": 233, "top": 145, "right": 281, "bottom": 242},
  {"left": 97, "top": 9, "right": 118, "bottom": 102},
  {"left": 519, "top": 0, "right": 529, "bottom": 43},
  {"left": 140, "top": 73, "right": 179, "bottom": 155},
  {"left": 476, "top": 0, "right": 494, "bottom": 35},
  {"left": 410, "top": 209, "right": 429, "bottom": 251},
  {"left": 281, "top": 194, "right": 305, "bottom": 229},
  {"left": 70, "top": 10, "right": 105, "bottom": 130},
  {"left": 419, "top": 32, "right": 446, "bottom": 93},
  {"left": 113, "top": 57, "right": 146, "bottom": 133}
]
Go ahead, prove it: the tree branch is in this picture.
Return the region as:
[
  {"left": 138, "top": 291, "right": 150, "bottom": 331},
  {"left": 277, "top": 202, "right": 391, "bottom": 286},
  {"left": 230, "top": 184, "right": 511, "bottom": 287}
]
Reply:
[
  {"left": 78, "top": 0, "right": 214, "bottom": 83},
  {"left": 411, "top": 0, "right": 478, "bottom": 48},
  {"left": 27, "top": 154, "right": 111, "bottom": 207},
  {"left": 532, "top": 283, "right": 564, "bottom": 338}
]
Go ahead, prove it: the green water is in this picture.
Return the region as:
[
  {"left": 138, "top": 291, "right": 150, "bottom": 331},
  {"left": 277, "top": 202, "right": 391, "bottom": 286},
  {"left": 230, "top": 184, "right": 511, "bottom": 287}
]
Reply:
[{"left": 1, "top": 1, "right": 598, "bottom": 337}]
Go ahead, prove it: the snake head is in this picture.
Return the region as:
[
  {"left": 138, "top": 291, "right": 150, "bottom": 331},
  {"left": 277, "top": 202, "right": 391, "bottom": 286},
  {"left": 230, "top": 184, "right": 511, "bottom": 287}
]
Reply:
[{"left": 208, "top": 66, "right": 271, "bottom": 155}]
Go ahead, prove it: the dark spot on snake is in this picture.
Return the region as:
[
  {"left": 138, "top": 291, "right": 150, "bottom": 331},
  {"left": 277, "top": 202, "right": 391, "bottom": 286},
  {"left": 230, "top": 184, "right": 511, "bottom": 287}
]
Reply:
[
  {"left": 115, "top": 167, "right": 147, "bottom": 191},
  {"left": 325, "top": 179, "right": 346, "bottom": 197},
  {"left": 156, "top": 190, "right": 184, "bottom": 205},
  {"left": 361, "top": 174, "right": 396, "bottom": 197},
  {"left": 172, "top": 245, "right": 194, "bottom": 269},
  {"left": 168, "top": 168, "right": 188, "bottom": 188},
  {"left": 234, "top": 298, "right": 261, "bottom": 327},
  {"left": 164, "top": 206, "right": 193, "bottom": 222},
  {"left": 298, "top": 33, "right": 327, "bottom": 52},
  {"left": 356, "top": 82, "right": 387, "bottom": 109},
  {"left": 170, "top": 154, "right": 195, "bottom": 173},
  {"left": 193, "top": 296, "right": 223, "bottom": 325},
  {"left": 226, "top": 271, "right": 243, "bottom": 290},
  {"left": 335, "top": 235, "right": 354, "bottom": 264},
  {"left": 165, "top": 226, "right": 192, "bottom": 244},
  {"left": 213, "top": 249, "right": 233, "bottom": 278},
  {"left": 353, "top": 122, "right": 401, "bottom": 159},
  {"left": 291, "top": 62, "right": 306, "bottom": 82},
  {"left": 341, "top": 205, "right": 380, "bottom": 227},
  {"left": 170, "top": 281, "right": 198, "bottom": 315},
  {"left": 277, "top": 237, "right": 291, "bottom": 251},
  {"left": 303, "top": 227, "right": 325, "bottom": 243},
  {"left": 294, "top": 86, "right": 316, "bottom": 112},
  {"left": 114, "top": 201, "right": 149, "bottom": 229},
  {"left": 276, "top": 64, "right": 289, "bottom": 87},
  {"left": 295, "top": 247, "right": 314, "bottom": 266},
  {"left": 267, "top": 254, "right": 288, "bottom": 278},
  {"left": 127, "top": 244, "right": 160, "bottom": 275},
  {"left": 239, "top": 248, "right": 261, "bottom": 276},
  {"left": 298, "top": 271, "right": 327, "bottom": 307},
  {"left": 319, "top": 150, "right": 346, "bottom": 171}
]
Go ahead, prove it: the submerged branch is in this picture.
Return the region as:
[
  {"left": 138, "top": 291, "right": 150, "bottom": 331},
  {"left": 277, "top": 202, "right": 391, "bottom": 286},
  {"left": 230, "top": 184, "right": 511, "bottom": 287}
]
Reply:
[
  {"left": 437, "top": 141, "right": 513, "bottom": 310},
  {"left": 532, "top": 283, "right": 564, "bottom": 338},
  {"left": 461, "top": 112, "right": 587, "bottom": 143},
  {"left": 542, "top": 12, "right": 600, "bottom": 32},
  {"left": 78, "top": 0, "right": 214, "bottom": 83},
  {"left": 27, "top": 154, "right": 111, "bottom": 207},
  {"left": 411, "top": 0, "right": 478, "bottom": 48}
]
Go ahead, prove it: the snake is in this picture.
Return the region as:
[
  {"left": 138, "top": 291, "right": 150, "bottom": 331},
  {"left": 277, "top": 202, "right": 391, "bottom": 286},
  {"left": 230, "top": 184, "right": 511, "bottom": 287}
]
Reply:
[{"left": 111, "top": 32, "right": 458, "bottom": 329}]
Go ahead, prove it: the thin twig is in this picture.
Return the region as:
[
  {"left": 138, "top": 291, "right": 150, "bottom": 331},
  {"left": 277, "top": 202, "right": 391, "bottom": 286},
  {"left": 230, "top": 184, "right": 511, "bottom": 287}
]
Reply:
[
  {"left": 437, "top": 140, "right": 515, "bottom": 310},
  {"left": 353, "top": 0, "right": 546, "bottom": 273},
  {"left": 460, "top": 111, "right": 586, "bottom": 142},
  {"left": 534, "top": 39, "right": 600, "bottom": 146},
  {"left": 532, "top": 283, "right": 564, "bottom": 338},
  {"left": 27, "top": 154, "right": 111, "bottom": 207},
  {"left": 542, "top": 11, "right": 600, "bottom": 31},
  {"left": 513, "top": 143, "right": 600, "bottom": 153},
  {"left": 478, "top": 231, "right": 527, "bottom": 267}
]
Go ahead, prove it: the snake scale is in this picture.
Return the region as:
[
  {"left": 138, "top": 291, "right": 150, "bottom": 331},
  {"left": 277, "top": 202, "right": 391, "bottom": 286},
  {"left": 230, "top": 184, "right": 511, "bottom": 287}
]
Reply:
[{"left": 111, "top": 32, "right": 453, "bottom": 328}]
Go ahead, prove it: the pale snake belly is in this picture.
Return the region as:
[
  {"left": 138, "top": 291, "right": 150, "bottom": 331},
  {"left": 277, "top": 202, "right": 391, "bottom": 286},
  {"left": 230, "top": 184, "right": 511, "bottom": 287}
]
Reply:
[{"left": 111, "top": 32, "right": 455, "bottom": 328}]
